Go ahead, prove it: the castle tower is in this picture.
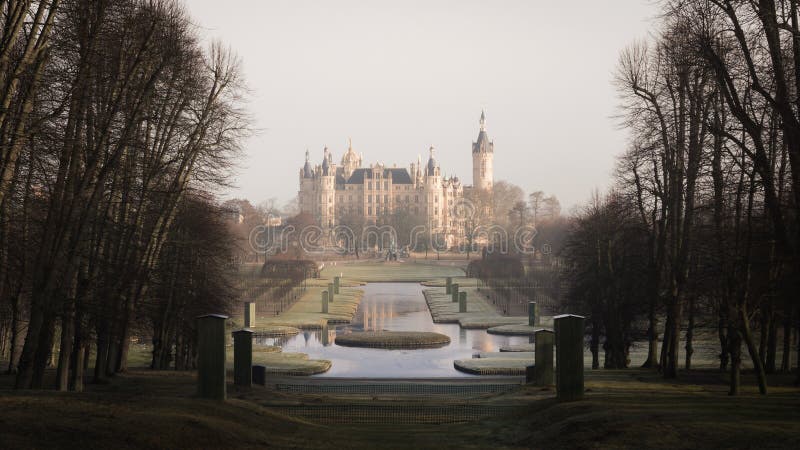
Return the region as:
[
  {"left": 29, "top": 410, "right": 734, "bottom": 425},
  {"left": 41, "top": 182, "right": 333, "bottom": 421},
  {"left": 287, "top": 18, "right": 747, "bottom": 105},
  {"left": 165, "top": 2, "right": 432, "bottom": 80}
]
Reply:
[
  {"left": 472, "top": 110, "right": 494, "bottom": 191},
  {"left": 424, "top": 146, "right": 443, "bottom": 229},
  {"left": 320, "top": 146, "right": 336, "bottom": 228},
  {"left": 340, "top": 138, "right": 361, "bottom": 179}
]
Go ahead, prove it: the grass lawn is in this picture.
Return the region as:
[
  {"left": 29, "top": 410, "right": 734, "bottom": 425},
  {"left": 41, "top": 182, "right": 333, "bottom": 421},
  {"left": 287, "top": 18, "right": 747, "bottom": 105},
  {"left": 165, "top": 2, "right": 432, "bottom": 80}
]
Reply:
[
  {"left": 1, "top": 368, "right": 798, "bottom": 449},
  {"left": 322, "top": 260, "right": 465, "bottom": 282}
]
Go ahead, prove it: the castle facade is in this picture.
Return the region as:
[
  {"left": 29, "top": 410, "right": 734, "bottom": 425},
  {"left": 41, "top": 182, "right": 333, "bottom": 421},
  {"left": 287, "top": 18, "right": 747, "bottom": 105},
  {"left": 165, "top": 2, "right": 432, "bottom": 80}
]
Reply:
[{"left": 298, "top": 112, "right": 494, "bottom": 244}]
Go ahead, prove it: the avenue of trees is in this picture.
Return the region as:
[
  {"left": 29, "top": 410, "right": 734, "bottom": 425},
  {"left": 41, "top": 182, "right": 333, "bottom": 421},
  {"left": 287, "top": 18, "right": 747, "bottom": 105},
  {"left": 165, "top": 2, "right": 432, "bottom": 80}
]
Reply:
[
  {"left": 564, "top": 0, "right": 799, "bottom": 394},
  {"left": 0, "top": 0, "right": 247, "bottom": 390}
]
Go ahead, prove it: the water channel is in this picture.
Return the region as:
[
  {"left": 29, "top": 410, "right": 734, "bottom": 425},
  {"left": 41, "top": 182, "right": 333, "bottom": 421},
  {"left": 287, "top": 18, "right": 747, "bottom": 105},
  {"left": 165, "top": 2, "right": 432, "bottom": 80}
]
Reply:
[{"left": 256, "top": 282, "right": 529, "bottom": 377}]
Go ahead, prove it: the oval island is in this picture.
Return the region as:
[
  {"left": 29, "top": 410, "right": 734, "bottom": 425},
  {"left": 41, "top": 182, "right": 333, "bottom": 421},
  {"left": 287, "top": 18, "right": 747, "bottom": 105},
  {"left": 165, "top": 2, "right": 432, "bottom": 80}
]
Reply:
[{"left": 335, "top": 331, "right": 451, "bottom": 349}]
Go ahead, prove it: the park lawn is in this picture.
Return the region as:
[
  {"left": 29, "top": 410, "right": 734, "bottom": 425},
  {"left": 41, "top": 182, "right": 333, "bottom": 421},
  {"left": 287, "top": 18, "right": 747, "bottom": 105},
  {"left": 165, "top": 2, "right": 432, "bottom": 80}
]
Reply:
[
  {"left": 1, "top": 368, "right": 798, "bottom": 449},
  {"left": 322, "top": 260, "right": 465, "bottom": 282},
  {"left": 257, "top": 285, "right": 364, "bottom": 329},
  {"left": 423, "top": 284, "right": 529, "bottom": 329}
]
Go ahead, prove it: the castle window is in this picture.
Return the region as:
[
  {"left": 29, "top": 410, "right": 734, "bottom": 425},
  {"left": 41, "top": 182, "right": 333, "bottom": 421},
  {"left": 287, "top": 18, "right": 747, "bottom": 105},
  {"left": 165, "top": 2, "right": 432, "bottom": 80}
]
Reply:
[
  {"left": 405, "top": 195, "right": 409, "bottom": 202},
  {"left": 415, "top": 195, "right": 419, "bottom": 203},
  {"left": 396, "top": 195, "right": 401, "bottom": 202},
  {"left": 368, "top": 207, "right": 372, "bottom": 215},
  {"left": 368, "top": 182, "right": 372, "bottom": 189},
  {"left": 384, "top": 181, "right": 388, "bottom": 190},
  {"left": 384, "top": 195, "right": 388, "bottom": 203},
  {"left": 368, "top": 195, "right": 372, "bottom": 203}
]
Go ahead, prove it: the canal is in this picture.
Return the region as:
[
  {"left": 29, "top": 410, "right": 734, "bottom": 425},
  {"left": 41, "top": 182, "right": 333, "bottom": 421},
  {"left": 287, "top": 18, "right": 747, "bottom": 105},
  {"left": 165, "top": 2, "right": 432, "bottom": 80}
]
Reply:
[{"left": 256, "top": 282, "right": 529, "bottom": 377}]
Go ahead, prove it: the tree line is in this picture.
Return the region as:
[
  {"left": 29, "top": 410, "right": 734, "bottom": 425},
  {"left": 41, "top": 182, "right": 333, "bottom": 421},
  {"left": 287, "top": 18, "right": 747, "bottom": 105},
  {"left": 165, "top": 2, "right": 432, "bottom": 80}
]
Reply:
[
  {"left": 0, "top": 0, "right": 247, "bottom": 390},
  {"left": 564, "top": 0, "right": 799, "bottom": 394}
]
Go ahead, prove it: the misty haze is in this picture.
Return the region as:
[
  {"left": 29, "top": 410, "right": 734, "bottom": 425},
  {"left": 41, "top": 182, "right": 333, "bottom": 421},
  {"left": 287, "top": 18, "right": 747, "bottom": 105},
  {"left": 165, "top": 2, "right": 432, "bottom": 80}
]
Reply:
[{"left": 1, "top": 1, "right": 799, "bottom": 449}]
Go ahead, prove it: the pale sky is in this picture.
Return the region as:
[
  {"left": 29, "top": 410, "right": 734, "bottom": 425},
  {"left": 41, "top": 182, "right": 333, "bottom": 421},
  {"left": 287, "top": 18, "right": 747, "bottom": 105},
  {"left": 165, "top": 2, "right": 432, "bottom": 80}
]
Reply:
[{"left": 187, "top": 0, "right": 657, "bottom": 211}]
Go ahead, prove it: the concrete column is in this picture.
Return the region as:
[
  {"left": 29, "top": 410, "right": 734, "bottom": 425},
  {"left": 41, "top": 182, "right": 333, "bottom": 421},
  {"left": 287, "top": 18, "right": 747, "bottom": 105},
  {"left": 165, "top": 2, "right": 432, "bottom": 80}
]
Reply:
[
  {"left": 233, "top": 329, "right": 253, "bottom": 387},
  {"left": 445, "top": 277, "right": 452, "bottom": 294},
  {"left": 528, "top": 301, "right": 539, "bottom": 326},
  {"left": 328, "top": 283, "right": 335, "bottom": 302},
  {"left": 533, "top": 329, "right": 554, "bottom": 386},
  {"left": 555, "top": 314, "right": 585, "bottom": 401},
  {"left": 458, "top": 291, "right": 467, "bottom": 313},
  {"left": 252, "top": 365, "right": 266, "bottom": 386},
  {"left": 196, "top": 314, "right": 228, "bottom": 400},
  {"left": 334, "top": 276, "right": 341, "bottom": 294},
  {"left": 451, "top": 283, "right": 459, "bottom": 302},
  {"left": 321, "top": 291, "right": 329, "bottom": 313},
  {"left": 244, "top": 302, "right": 256, "bottom": 328}
]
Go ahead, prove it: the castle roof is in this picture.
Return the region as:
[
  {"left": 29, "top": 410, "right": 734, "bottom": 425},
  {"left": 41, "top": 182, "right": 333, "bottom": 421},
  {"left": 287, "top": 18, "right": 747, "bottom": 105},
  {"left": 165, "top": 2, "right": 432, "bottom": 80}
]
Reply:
[
  {"left": 473, "top": 111, "right": 493, "bottom": 153},
  {"left": 426, "top": 146, "right": 438, "bottom": 176},
  {"left": 345, "top": 168, "right": 413, "bottom": 184}
]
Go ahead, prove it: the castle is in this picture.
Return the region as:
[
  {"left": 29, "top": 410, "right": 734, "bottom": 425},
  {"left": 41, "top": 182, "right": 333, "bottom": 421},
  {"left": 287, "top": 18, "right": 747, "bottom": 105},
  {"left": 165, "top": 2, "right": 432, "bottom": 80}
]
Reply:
[{"left": 298, "top": 111, "right": 494, "bottom": 245}]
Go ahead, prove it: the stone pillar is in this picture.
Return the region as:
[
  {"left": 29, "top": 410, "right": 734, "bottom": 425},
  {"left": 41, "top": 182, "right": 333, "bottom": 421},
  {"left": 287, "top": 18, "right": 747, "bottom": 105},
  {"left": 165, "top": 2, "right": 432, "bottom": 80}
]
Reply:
[
  {"left": 233, "top": 329, "right": 253, "bottom": 387},
  {"left": 196, "top": 314, "right": 227, "bottom": 400},
  {"left": 252, "top": 365, "right": 266, "bottom": 386},
  {"left": 458, "top": 291, "right": 467, "bottom": 313},
  {"left": 554, "top": 314, "right": 585, "bottom": 401},
  {"left": 244, "top": 302, "right": 256, "bottom": 328},
  {"left": 321, "top": 291, "right": 329, "bottom": 313},
  {"left": 451, "top": 283, "right": 459, "bottom": 302},
  {"left": 533, "top": 329, "right": 554, "bottom": 386},
  {"left": 334, "top": 276, "right": 341, "bottom": 294},
  {"left": 328, "top": 283, "right": 335, "bottom": 302},
  {"left": 528, "top": 301, "right": 539, "bottom": 327},
  {"left": 445, "top": 277, "right": 452, "bottom": 294}
]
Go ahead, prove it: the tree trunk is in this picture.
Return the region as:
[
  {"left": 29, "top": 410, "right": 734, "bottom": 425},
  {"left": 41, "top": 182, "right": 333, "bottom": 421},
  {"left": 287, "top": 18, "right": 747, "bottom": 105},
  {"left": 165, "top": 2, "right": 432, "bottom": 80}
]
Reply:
[
  {"left": 740, "top": 307, "right": 768, "bottom": 395},
  {"left": 718, "top": 307, "right": 729, "bottom": 371},
  {"left": 729, "top": 325, "right": 742, "bottom": 396},
  {"left": 685, "top": 296, "right": 695, "bottom": 371},
  {"left": 590, "top": 320, "right": 600, "bottom": 370},
  {"left": 642, "top": 300, "right": 659, "bottom": 369},
  {"left": 55, "top": 307, "right": 75, "bottom": 391}
]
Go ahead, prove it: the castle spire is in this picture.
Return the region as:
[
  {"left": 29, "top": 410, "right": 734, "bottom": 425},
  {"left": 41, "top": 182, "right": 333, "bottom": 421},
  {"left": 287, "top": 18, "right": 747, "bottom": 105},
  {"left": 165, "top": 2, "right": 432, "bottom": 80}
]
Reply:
[{"left": 479, "top": 110, "right": 486, "bottom": 131}]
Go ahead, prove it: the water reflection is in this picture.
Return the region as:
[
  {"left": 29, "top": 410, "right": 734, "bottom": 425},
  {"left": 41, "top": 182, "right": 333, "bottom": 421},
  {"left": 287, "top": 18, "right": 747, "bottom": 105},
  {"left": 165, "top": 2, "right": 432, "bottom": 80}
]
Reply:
[{"left": 254, "top": 282, "right": 528, "bottom": 377}]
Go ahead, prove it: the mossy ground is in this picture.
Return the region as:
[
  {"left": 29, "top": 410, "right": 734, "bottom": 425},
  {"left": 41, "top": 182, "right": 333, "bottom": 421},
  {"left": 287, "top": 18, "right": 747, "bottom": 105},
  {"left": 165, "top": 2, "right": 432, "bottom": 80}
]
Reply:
[
  {"left": 334, "top": 331, "right": 451, "bottom": 349},
  {"left": 2, "top": 368, "right": 798, "bottom": 449}
]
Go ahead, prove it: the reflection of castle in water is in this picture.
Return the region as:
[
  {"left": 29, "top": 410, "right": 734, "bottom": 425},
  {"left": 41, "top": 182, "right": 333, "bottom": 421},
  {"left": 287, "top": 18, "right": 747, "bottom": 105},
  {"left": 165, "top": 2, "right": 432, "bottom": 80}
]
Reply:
[{"left": 359, "top": 301, "right": 396, "bottom": 331}]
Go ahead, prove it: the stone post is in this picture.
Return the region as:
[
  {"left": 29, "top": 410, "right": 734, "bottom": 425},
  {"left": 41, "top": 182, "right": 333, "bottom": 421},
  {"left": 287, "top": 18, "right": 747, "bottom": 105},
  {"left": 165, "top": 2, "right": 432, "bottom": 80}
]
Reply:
[
  {"left": 528, "top": 301, "right": 539, "bottom": 327},
  {"left": 554, "top": 314, "right": 585, "bottom": 401},
  {"left": 451, "top": 283, "right": 459, "bottom": 302},
  {"left": 252, "top": 365, "right": 266, "bottom": 386},
  {"left": 196, "top": 314, "right": 228, "bottom": 400},
  {"left": 244, "top": 302, "right": 256, "bottom": 328},
  {"left": 328, "top": 283, "right": 335, "bottom": 302},
  {"left": 334, "top": 276, "right": 341, "bottom": 294},
  {"left": 233, "top": 329, "right": 253, "bottom": 387},
  {"left": 445, "top": 277, "right": 452, "bottom": 294},
  {"left": 321, "top": 291, "right": 329, "bottom": 313},
  {"left": 533, "top": 329, "right": 554, "bottom": 386},
  {"left": 458, "top": 291, "right": 467, "bottom": 313}
]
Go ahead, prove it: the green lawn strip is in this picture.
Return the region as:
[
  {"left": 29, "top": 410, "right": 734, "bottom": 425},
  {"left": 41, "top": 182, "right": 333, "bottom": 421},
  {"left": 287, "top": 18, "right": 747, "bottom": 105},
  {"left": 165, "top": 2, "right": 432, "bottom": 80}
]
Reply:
[
  {"left": 250, "top": 352, "right": 331, "bottom": 376},
  {"left": 322, "top": 260, "right": 465, "bottom": 282},
  {"left": 453, "top": 357, "right": 532, "bottom": 375},
  {"left": 259, "top": 285, "right": 364, "bottom": 330},
  {"left": 334, "top": 331, "right": 451, "bottom": 349},
  {"left": 475, "top": 351, "right": 535, "bottom": 359},
  {"left": 499, "top": 343, "right": 535, "bottom": 352},
  {"left": 422, "top": 285, "right": 528, "bottom": 329}
]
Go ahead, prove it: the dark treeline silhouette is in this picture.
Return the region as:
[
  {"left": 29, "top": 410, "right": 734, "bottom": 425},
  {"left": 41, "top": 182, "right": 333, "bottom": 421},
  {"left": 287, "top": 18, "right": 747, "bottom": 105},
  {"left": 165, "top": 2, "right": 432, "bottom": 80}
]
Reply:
[
  {"left": 563, "top": 0, "right": 799, "bottom": 395},
  {"left": 0, "top": 0, "right": 247, "bottom": 390}
]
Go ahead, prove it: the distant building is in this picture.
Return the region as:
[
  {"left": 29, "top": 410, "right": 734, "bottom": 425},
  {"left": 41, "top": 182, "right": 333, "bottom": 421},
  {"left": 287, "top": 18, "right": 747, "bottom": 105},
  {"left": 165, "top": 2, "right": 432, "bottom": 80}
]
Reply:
[{"left": 298, "top": 112, "right": 494, "bottom": 244}]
